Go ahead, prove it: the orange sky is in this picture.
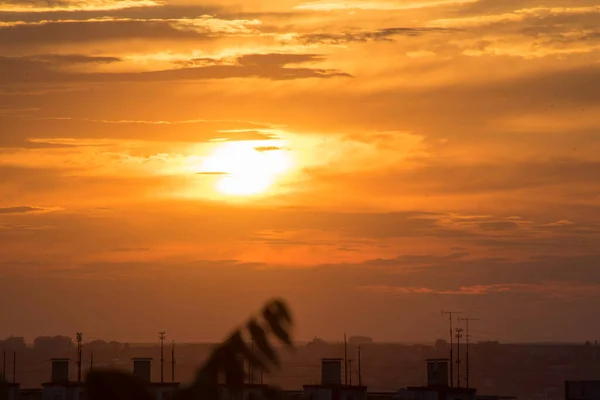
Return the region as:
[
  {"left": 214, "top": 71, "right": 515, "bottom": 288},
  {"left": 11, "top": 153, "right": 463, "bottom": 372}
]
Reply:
[{"left": 1, "top": 0, "right": 600, "bottom": 344}]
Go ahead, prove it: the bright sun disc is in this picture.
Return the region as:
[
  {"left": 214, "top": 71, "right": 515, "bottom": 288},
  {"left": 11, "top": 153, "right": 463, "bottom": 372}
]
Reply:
[{"left": 198, "top": 141, "right": 292, "bottom": 196}]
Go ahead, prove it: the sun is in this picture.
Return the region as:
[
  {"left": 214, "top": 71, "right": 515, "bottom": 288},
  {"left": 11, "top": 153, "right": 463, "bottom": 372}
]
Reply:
[{"left": 198, "top": 141, "right": 292, "bottom": 196}]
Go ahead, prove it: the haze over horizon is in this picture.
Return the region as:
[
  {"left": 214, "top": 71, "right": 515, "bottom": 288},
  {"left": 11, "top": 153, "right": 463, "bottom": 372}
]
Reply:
[{"left": 1, "top": 0, "right": 599, "bottom": 344}]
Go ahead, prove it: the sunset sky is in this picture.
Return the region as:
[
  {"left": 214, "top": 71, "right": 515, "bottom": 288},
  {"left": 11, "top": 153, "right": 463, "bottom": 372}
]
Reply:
[{"left": 1, "top": 0, "right": 600, "bottom": 344}]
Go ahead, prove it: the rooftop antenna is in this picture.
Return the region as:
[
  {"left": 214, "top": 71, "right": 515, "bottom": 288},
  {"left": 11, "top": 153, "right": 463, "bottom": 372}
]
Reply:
[
  {"left": 249, "top": 339, "right": 254, "bottom": 384},
  {"left": 441, "top": 310, "right": 462, "bottom": 387},
  {"left": 171, "top": 341, "right": 175, "bottom": 383},
  {"left": 2, "top": 351, "right": 5, "bottom": 382},
  {"left": 458, "top": 317, "right": 480, "bottom": 388},
  {"left": 455, "top": 328, "right": 464, "bottom": 387},
  {"left": 344, "top": 334, "right": 348, "bottom": 385},
  {"left": 358, "top": 346, "right": 362, "bottom": 386},
  {"left": 12, "top": 351, "right": 16, "bottom": 383},
  {"left": 76, "top": 333, "right": 83, "bottom": 382},
  {"left": 348, "top": 359, "right": 353, "bottom": 386},
  {"left": 90, "top": 351, "right": 94, "bottom": 370},
  {"left": 159, "top": 332, "right": 166, "bottom": 383}
]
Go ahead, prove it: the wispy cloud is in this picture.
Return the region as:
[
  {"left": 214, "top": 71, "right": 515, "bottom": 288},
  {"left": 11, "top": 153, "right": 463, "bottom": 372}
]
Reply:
[
  {"left": 298, "top": 27, "right": 454, "bottom": 45},
  {"left": 0, "top": 0, "right": 162, "bottom": 12},
  {"left": 0, "top": 51, "right": 352, "bottom": 83},
  {"left": 295, "top": 0, "right": 477, "bottom": 11},
  {"left": 0, "top": 206, "right": 61, "bottom": 214},
  {"left": 432, "top": 6, "right": 600, "bottom": 27},
  {"left": 361, "top": 282, "right": 600, "bottom": 299},
  {"left": 0, "top": 15, "right": 262, "bottom": 35}
]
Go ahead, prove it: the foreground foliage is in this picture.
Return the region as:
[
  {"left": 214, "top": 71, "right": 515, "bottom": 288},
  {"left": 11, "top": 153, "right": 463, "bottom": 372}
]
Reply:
[
  {"left": 86, "top": 298, "right": 294, "bottom": 400},
  {"left": 1, "top": 299, "right": 293, "bottom": 400}
]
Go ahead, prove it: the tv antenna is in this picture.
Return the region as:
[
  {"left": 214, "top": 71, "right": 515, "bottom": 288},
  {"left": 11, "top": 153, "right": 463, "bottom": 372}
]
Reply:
[
  {"left": 159, "top": 331, "right": 166, "bottom": 383},
  {"left": 455, "top": 328, "right": 464, "bottom": 387},
  {"left": 458, "top": 317, "right": 480, "bottom": 388},
  {"left": 76, "top": 333, "right": 83, "bottom": 382},
  {"left": 441, "top": 310, "right": 462, "bottom": 387}
]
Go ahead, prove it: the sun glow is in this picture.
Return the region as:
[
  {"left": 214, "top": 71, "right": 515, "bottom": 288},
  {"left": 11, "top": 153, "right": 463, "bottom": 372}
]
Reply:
[{"left": 198, "top": 141, "right": 293, "bottom": 196}]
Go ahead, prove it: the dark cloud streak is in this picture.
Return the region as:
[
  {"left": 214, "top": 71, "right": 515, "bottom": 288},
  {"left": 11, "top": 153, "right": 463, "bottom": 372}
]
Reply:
[
  {"left": 0, "top": 52, "right": 352, "bottom": 84},
  {"left": 298, "top": 27, "right": 456, "bottom": 44}
]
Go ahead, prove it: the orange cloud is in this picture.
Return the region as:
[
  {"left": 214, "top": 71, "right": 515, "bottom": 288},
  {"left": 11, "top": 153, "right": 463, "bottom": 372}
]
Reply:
[
  {"left": 361, "top": 282, "right": 600, "bottom": 299},
  {"left": 0, "top": 0, "right": 162, "bottom": 12}
]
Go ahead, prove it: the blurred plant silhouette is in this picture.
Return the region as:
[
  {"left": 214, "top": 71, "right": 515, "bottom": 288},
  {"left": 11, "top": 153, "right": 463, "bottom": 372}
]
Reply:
[
  {"left": 0, "top": 374, "right": 6, "bottom": 400},
  {"left": 84, "top": 298, "right": 294, "bottom": 400}
]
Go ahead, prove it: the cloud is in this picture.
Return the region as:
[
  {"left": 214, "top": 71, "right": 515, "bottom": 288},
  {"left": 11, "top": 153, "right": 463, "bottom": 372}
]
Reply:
[
  {"left": 304, "top": 158, "right": 600, "bottom": 197},
  {"left": 0, "top": 0, "right": 162, "bottom": 12},
  {"left": 295, "top": 0, "right": 478, "bottom": 11},
  {"left": 0, "top": 116, "right": 278, "bottom": 143},
  {"left": 0, "top": 16, "right": 262, "bottom": 49},
  {"left": 298, "top": 27, "right": 455, "bottom": 45},
  {"left": 361, "top": 252, "right": 469, "bottom": 267},
  {"left": 478, "top": 221, "right": 521, "bottom": 231},
  {"left": 27, "top": 53, "right": 121, "bottom": 64},
  {"left": 432, "top": 5, "right": 600, "bottom": 28},
  {"left": 110, "top": 247, "right": 150, "bottom": 252},
  {"left": 254, "top": 146, "right": 282, "bottom": 152},
  {"left": 0, "top": 206, "right": 59, "bottom": 214},
  {"left": 0, "top": 52, "right": 351, "bottom": 83},
  {"left": 361, "top": 281, "right": 600, "bottom": 300},
  {"left": 237, "top": 53, "right": 325, "bottom": 66}
]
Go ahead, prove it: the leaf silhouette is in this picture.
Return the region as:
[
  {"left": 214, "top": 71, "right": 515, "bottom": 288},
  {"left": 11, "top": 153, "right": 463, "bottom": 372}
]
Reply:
[
  {"left": 247, "top": 319, "right": 279, "bottom": 367},
  {"left": 175, "top": 298, "right": 293, "bottom": 400},
  {"left": 85, "top": 298, "right": 294, "bottom": 400},
  {"left": 0, "top": 379, "right": 8, "bottom": 400},
  {"left": 262, "top": 300, "right": 293, "bottom": 346}
]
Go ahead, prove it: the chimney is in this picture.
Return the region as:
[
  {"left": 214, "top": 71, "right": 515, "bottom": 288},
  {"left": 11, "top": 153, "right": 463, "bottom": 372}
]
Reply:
[
  {"left": 321, "top": 358, "right": 342, "bottom": 385},
  {"left": 133, "top": 358, "right": 152, "bottom": 383},
  {"left": 51, "top": 358, "right": 70, "bottom": 383},
  {"left": 426, "top": 358, "right": 449, "bottom": 387}
]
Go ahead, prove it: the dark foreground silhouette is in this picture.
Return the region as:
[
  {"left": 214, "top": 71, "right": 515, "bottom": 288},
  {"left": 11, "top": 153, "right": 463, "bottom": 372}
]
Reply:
[{"left": 1, "top": 299, "right": 294, "bottom": 400}]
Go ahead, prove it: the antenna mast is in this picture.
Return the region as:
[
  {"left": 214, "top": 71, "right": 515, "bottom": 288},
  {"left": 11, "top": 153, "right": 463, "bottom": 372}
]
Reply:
[
  {"left": 441, "top": 310, "right": 461, "bottom": 387},
  {"left": 358, "top": 346, "right": 362, "bottom": 386},
  {"left": 344, "top": 334, "right": 348, "bottom": 386},
  {"left": 2, "top": 351, "right": 5, "bottom": 382},
  {"left": 90, "top": 351, "right": 94, "bottom": 370},
  {"left": 455, "top": 328, "right": 463, "bottom": 387},
  {"left": 12, "top": 351, "right": 16, "bottom": 383},
  {"left": 159, "top": 332, "right": 166, "bottom": 383},
  {"left": 171, "top": 341, "right": 175, "bottom": 383},
  {"left": 76, "top": 333, "right": 83, "bottom": 382},
  {"left": 459, "top": 317, "right": 480, "bottom": 388},
  {"left": 249, "top": 339, "right": 254, "bottom": 384},
  {"left": 348, "top": 359, "right": 353, "bottom": 386}
]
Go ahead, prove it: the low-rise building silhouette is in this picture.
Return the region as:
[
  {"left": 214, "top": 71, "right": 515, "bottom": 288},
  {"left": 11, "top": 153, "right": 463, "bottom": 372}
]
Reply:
[
  {"left": 303, "top": 358, "right": 367, "bottom": 400},
  {"left": 565, "top": 381, "right": 600, "bottom": 400}
]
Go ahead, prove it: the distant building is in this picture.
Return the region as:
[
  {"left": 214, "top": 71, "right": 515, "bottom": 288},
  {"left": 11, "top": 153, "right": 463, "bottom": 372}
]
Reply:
[
  {"left": 39, "top": 357, "right": 180, "bottom": 400},
  {"left": 349, "top": 337, "right": 373, "bottom": 346},
  {"left": 41, "top": 358, "right": 85, "bottom": 400},
  {"left": 397, "top": 359, "right": 476, "bottom": 400},
  {"left": 307, "top": 337, "right": 328, "bottom": 347},
  {"left": 303, "top": 358, "right": 367, "bottom": 400},
  {"left": 34, "top": 336, "right": 73, "bottom": 353},
  {"left": 0, "top": 382, "right": 20, "bottom": 400},
  {"left": 0, "top": 336, "right": 26, "bottom": 350},
  {"left": 367, "top": 392, "right": 397, "bottom": 400},
  {"left": 565, "top": 381, "right": 600, "bottom": 400},
  {"left": 217, "top": 383, "right": 277, "bottom": 400},
  {"left": 131, "top": 358, "right": 180, "bottom": 400},
  {"left": 477, "top": 396, "right": 516, "bottom": 400},
  {"left": 19, "top": 388, "right": 43, "bottom": 400}
]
